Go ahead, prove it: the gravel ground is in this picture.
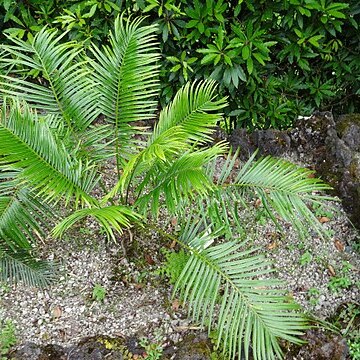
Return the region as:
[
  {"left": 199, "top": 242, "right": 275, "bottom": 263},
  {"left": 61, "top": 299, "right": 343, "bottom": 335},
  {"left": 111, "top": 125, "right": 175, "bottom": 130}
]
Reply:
[{"left": 1, "top": 155, "right": 359, "bottom": 351}]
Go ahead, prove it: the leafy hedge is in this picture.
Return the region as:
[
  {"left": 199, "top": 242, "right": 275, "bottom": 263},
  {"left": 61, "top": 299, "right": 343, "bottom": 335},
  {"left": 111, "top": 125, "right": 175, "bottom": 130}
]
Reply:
[{"left": 1, "top": 0, "right": 359, "bottom": 129}]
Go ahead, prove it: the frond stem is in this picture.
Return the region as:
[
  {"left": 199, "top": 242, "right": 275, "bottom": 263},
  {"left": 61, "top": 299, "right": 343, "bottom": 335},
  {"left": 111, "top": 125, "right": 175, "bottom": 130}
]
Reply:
[{"left": 32, "top": 47, "right": 77, "bottom": 137}]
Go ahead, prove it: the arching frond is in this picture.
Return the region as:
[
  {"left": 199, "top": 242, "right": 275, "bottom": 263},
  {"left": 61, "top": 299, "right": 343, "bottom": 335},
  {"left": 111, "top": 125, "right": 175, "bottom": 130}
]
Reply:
[
  {"left": 103, "top": 126, "right": 189, "bottom": 205},
  {"left": 208, "top": 151, "right": 333, "bottom": 239},
  {"left": 0, "top": 175, "right": 47, "bottom": 250},
  {"left": 0, "top": 101, "right": 98, "bottom": 207},
  {"left": 90, "top": 16, "right": 160, "bottom": 168},
  {"left": 0, "top": 28, "right": 100, "bottom": 132},
  {"left": 0, "top": 245, "right": 57, "bottom": 287},
  {"left": 175, "top": 226, "right": 308, "bottom": 360},
  {"left": 135, "top": 143, "right": 228, "bottom": 216},
  {"left": 0, "top": 170, "right": 57, "bottom": 288},
  {"left": 151, "top": 80, "right": 227, "bottom": 144},
  {"left": 53, "top": 205, "right": 142, "bottom": 241}
]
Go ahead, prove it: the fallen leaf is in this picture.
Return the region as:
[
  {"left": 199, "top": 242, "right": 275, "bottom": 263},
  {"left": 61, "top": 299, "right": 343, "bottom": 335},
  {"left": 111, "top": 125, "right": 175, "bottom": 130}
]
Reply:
[
  {"left": 170, "top": 217, "right": 178, "bottom": 226},
  {"left": 307, "top": 172, "right": 315, "bottom": 178},
  {"left": 328, "top": 265, "right": 336, "bottom": 277},
  {"left": 267, "top": 241, "right": 278, "bottom": 250},
  {"left": 172, "top": 299, "right": 180, "bottom": 311},
  {"left": 53, "top": 306, "right": 62, "bottom": 319},
  {"left": 134, "top": 283, "right": 143, "bottom": 290},
  {"left": 318, "top": 216, "right": 330, "bottom": 223},
  {"left": 144, "top": 254, "right": 155, "bottom": 265},
  {"left": 254, "top": 198, "right": 262, "bottom": 208},
  {"left": 334, "top": 239, "right": 345, "bottom": 252},
  {"left": 169, "top": 240, "right": 177, "bottom": 249}
]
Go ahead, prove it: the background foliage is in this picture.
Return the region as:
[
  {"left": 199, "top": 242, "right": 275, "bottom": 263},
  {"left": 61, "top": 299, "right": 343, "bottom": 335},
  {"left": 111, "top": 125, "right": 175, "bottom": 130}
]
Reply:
[{"left": 0, "top": 0, "right": 359, "bottom": 130}]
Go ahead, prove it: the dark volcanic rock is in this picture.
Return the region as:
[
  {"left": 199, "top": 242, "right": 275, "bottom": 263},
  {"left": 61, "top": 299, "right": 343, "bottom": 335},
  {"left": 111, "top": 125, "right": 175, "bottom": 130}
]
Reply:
[
  {"left": 228, "top": 128, "right": 291, "bottom": 159},
  {"left": 228, "top": 112, "right": 360, "bottom": 228},
  {"left": 9, "top": 337, "right": 126, "bottom": 360},
  {"left": 10, "top": 334, "right": 215, "bottom": 360},
  {"left": 172, "top": 333, "right": 213, "bottom": 360},
  {"left": 284, "top": 328, "right": 349, "bottom": 360}
]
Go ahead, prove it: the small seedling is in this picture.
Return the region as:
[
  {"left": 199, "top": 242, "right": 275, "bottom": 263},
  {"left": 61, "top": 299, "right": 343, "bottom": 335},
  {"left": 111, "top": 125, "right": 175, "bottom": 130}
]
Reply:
[
  {"left": 92, "top": 284, "right": 106, "bottom": 302},
  {"left": 312, "top": 203, "right": 333, "bottom": 219},
  {"left": 328, "top": 262, "right": 353, "bottom": 293},
  {"left": 307, "top": 288, "right": 320, "bottom": 306},
  {"left": 139, "top": 336, "right": 163, "bottom": 360},
  {"left": 157, "top": 248, "right": 189, "bottom": 285},
  {"left": 300, "top": 251, "right": 312, "bottom": 266},
  {"left": 0, "top": 320, "right": 16, "bottom": 360},
  {"left": 79, "top": 227, "right": 92, "bottom": 236},
  {"left": 297, "top": 241, "right": 305, "bottom": 250}
]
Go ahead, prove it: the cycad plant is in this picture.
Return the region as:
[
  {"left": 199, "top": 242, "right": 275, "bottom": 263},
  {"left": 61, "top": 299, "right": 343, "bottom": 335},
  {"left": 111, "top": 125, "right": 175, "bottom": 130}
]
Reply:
[{"left": 0, "top": 16, "right": 333, "bottom": 360}]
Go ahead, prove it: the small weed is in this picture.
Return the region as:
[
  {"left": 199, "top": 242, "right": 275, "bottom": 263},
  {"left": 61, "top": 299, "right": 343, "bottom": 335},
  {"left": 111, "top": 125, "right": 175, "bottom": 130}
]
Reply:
[
  {"left": 0, "top": 320, "right": 16, "bottom": 359},
  {"left": 328, "top": 276, "right": 352, "bottom": 292},
  {"left": 312, "top": 203, "right": 333, "bottom": 219},
  {"left": 352, "top": 240, "right": 360, "bottom": 254},
  {"left": 139, "top": 336, "right": 163, "bottom": 360},
  {"left": 92, "top": 284, "right": 106, "bottom": 302},
  {"left": 254, "top": 208, "right": 269, "bottom": 226},
  {"left": 307, "top": 288, "right": 320, "bottom": 306},
  {"left": 286, "top": 244, "right": 296, "bottom": 251},
  {"left": 324, "top": 228, "right": 335, "bottom": 237},
  {"left": 209, "top": 330, "right": 229, "bottom": 359},
  {"left": 157, "top": 248, "right": 189, "bottom": 285},
  {"left": 0, "top": 283, "right": 10, "bottom": 294},
  {"left": 300, "top": 251, "right": 312, "bottom": 266},
  {"left": 328, "top": 261, "right": 354, "bottom": 293},
  {"left": 79, "top": 227, "right": 92, "bottom": 236},
  {"left": 297, "top": 241, "right": 305, "bottom": 250},
  {"left": 349, "top": 338, "right": 360, "bottom": 359}
]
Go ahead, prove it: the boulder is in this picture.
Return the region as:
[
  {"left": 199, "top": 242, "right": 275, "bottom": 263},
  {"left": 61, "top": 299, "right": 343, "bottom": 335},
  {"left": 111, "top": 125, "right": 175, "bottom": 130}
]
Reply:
[
  {"left": 227, "top": 112, "right": 360, "bottom": 229},
  {"left": 284, "top": 328, "right": 349, "bottom": 360}
]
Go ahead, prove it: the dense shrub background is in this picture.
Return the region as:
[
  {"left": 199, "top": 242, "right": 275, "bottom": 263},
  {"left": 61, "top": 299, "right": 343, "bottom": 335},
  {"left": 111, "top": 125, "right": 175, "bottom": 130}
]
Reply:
[{"left": 1, "top": 0, "right": 359, "bottom": 130}]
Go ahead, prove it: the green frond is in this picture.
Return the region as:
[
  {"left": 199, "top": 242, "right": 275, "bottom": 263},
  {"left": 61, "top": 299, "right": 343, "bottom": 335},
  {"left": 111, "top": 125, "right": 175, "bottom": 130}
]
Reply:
[
  {"left": 0, "top": 245, "right": 57, "bottom": 287},
  {"left": 0, "top": 28, "right": 100, "bottom": 132},
  {"left": 0, "top": 101, "right": 98, "bottom": 207},
  {"left": 215, "top": 152, "right": 334, "bottom": 239},
  {"left": 53, "top": 205, "right": 142, "bottom": 241},
  {"left": 135, "top": 143, "right": 228, "bottom": 216},
  {"left": 0, "top": 167, "right": 55, "bottom": 243},
  {"left": 103, "top": 126, "right": 189, "bottom": 204},
  {"left": 77, "top": 124, "right": 116, "bottom": 162},
  {"left": 89, "top": 15, "right": 160, "bottom": 166},
  {"left": 175, "top": 228, "right": 308, "bottom": 360},
  {"left": 0, "top": 186, "right": 43, "bottom": 250},
  {"left": 0, "top": 169, "right": 57, "bottom": 287},
  {"left": 151, "top": 80, "right": 227, "bottom": 144}
]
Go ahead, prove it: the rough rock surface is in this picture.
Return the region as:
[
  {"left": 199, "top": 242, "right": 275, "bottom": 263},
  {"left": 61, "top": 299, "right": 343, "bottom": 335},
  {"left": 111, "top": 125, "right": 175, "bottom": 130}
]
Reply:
[
  {"left": 229, "top": 112, "right": 360, "bottom": 228},
  {"left": 285, "top": 329, "right": 349, "bottom": 360}
]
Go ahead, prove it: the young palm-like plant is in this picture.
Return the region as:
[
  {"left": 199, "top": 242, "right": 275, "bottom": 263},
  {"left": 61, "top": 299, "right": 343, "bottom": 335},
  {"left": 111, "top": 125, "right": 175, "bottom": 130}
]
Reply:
[{"left": 0, "top": 16, "right": 333, "bottom": 359}]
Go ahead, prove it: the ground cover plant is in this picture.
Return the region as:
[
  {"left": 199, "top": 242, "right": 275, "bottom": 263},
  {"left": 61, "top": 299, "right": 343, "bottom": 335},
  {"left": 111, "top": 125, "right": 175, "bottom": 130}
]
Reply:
[
  {"left": 0, "top": 0, "right": 359, "bottom": 129},
  {"left": 0, "top": 16, "right": 338, "bottom": 360}
]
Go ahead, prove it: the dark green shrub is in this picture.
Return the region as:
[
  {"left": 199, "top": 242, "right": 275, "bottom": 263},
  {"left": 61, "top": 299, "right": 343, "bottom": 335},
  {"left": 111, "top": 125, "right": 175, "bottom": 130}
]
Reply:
[{"left": 1, "top": 0, "right": 359, "bottom": 129}]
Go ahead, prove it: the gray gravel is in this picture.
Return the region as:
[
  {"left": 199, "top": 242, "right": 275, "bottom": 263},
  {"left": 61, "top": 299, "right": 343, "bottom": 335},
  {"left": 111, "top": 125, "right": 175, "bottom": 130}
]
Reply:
[{"left": 0, "top": 156, "right": 359, "bottom": 349}]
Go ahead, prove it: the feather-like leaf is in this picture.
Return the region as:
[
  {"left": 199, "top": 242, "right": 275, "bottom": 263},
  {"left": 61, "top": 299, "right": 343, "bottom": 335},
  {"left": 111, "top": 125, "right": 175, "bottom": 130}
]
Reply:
[
  {"left": 0, "top": 28, "right": 100, "bottom": 133},
  {"left": 175, "top": 226, "right": 308, "bottom": 360},
  {"left": 53, "top": 205, "right": 142, "bottom": 241},
  {"left": 0, "top": 101, "right": 98, "bottom": 207}
]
